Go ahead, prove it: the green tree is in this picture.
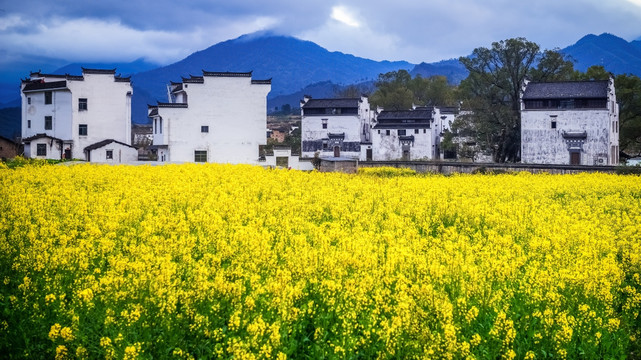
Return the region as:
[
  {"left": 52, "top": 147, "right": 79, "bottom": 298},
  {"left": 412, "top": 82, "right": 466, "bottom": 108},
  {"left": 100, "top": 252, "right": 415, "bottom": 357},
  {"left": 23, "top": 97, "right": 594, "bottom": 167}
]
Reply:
[
  {"left": 615, "top": 73, "right": 641, "bottom": 157},
  {"left": 571, "top": 66, "right": 641, "bottom": 157},
  {"left": 370, "top": 70, "right": 458, "bottom": 110},
  {"left": 458, "top": 38, "right": 574, "bottom": 162}
]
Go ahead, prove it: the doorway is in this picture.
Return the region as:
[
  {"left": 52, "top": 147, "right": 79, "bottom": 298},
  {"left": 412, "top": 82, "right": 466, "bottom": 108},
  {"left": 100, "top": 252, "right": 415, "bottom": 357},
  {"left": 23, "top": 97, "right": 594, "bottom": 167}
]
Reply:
[{"left": 570, "top": 151, "right": 580, "bottom": 165}]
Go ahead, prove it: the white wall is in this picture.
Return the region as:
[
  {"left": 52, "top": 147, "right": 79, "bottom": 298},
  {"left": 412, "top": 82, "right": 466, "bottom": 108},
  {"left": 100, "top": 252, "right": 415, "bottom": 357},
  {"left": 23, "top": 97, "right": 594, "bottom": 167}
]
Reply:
[
  {"left": 301, "top": 115, "right": 362, "bottom": 158},
  {"left": 88, "top": 142, "right": 138, "bottom": 163},
  {"left": 24, "top": 137, "right": 62, "bottom": 160},
  {"left": 521, "top": 109, "right": 613, "bottom": 165},
  {"left": 153, "top": 75, "right": 270, "bottom": 164},
  {"left": 371, "top": 128, "right": 433, "bottom": 160},
  {"left": 22, "top": 90, "right": 73, "bottom": 144},
  {"left": 68, "top": 74, "right": 132, "bottom": 159},
  {"left": 22, "top": 72, "right": 133, "bottom": 161}
]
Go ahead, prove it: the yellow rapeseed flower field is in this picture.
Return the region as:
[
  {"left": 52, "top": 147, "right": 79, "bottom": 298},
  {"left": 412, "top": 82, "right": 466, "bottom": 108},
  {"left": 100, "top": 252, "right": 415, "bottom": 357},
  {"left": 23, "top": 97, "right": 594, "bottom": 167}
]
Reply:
[{"left": 0, "top": 163, "right": 640, "bottom": 359}]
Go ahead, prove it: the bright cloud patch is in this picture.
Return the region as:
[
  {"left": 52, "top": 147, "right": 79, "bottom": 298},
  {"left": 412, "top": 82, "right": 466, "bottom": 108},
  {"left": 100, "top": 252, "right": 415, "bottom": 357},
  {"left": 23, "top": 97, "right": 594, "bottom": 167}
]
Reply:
[{"left": 330, "top": 6, "right": 360, "bottom": 28}]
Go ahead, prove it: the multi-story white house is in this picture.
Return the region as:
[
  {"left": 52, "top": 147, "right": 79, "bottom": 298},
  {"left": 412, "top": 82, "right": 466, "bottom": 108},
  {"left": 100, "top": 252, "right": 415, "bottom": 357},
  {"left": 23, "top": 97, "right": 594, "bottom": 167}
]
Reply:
[
  {"left": 372, "top": 107, "right": 436, "bottom": 161},
  {"left": 148, "top": 71, "right": 271, "bottom": 163},
  {"left": 21, "top": 68, "right": 136, "bottom": 162},
  {"left": 520, "top": 78, "right": 619, "bottom": 165},
  {"left": 300, "top": 96, "right": 372, "bottom": 160}
]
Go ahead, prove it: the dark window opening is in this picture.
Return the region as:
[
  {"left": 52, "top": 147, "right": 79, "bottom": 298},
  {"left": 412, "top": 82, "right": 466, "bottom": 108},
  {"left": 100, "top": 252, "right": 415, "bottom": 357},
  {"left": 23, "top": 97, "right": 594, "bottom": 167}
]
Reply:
[
  {"left": 37, "top": 144, "right": 46, "bottom": 156},
  {"left": 551, "top": 121, "right": 557, "bottom": 129},
  {"left": 45, "top": 116, "right": 52, "bottom": 130},
  {"left": 106, "top": 150, "right": 113, "bottom": 160},
  {"left": 79, "top": 124, "right": 88, "bottom": 136},
  {"left": 79, "top": 98, "right": 88, "bottom": 111},
  {"left": 44, "top": 91, "right": 52, "bottom": 105},
  {"left": 201, "top": 125, "right": 209, "bottom": 133},
  {"left": 194, "top": 150, "right": 207, "bottom": 162},
  {"left": 398, "top": 129, "right": 406, "bottom": 136}
]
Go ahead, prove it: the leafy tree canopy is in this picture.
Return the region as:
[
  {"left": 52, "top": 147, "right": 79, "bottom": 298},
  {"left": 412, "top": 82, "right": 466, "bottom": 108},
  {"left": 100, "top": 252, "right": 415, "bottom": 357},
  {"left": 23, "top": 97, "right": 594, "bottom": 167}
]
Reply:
[
  {"left": 456, "top": 38, "right": 575, "bottom": 162},
  {"left": 369, "top": 70, "right": 458, "bottom": 111}
]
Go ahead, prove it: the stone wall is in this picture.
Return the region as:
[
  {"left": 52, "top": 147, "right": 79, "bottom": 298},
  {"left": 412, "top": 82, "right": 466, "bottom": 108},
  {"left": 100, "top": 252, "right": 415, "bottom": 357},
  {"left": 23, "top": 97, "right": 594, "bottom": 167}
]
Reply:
[{"left": 320, "top": 159, "right": 618, "bottom": 175}]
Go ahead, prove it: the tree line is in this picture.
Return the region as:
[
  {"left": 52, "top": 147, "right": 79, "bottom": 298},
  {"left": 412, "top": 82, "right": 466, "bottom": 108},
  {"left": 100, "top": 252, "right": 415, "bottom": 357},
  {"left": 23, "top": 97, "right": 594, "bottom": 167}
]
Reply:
[{"left": 365, "top": 38, "right": 641, "bottom": 162}]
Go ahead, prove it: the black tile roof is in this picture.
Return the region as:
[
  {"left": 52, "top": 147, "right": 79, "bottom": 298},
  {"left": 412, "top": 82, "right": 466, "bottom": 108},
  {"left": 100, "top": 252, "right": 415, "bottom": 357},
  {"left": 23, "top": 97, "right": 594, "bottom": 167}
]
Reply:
[
  {"left": 251, "top": 79, "right": 272, "bottom": 85},
  {"left": 523, "top": 80, "right": 609, "bottom": 100},
  {"left": 302, "top": 98, "right": 361, "bottom": 109},
  {"left": 182, "top": 75, "right": 204, "bottom": 84},
  {"left": 84, "top": 139, "right": 133, "bottom": 152},
  {"left": 148, "top": 108, "right": 159, "bottom": 117},
  {"left": 203, "top": 71, "right": 252, "bottom": 77},
  {"left": 22, "top": 133, "right": 64, "bottom": 143},
  {"left": 157, "top": 102, "right": 188, "bottom": 108},
  {"left": 82, "top": 68, "right": 116, "bottom": 75},
  {"left": 377, "top": 109, "right": 433, "bottom": 121},
  {"left": 114, "top": 75, "right": 131, "bottom": 82},
  {"left": 22, "top": 80, "right": 68, "bottom": 92},
  {"left": 373, "top": 109, "right": 432, "bottom": 129}
]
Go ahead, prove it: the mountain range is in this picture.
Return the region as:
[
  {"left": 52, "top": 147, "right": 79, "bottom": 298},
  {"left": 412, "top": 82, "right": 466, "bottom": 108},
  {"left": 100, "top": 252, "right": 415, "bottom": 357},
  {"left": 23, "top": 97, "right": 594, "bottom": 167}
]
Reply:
[{"left": 1, "top": 32, "right": 641, "bottom": 139}]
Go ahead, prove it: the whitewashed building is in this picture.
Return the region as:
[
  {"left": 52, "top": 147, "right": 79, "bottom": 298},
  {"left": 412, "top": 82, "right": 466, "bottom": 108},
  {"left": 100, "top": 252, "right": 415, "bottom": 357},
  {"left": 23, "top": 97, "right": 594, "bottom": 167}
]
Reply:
[
  {"left": 372, "top": 108, "right": 436, "bottom": 161},
  {"left": 300, "top": 96, "right": 372, "bottom": 160},
  {"left": 148, "top": 71, "right": 271, "bottom": 163},
  {"left": 520, "top": 79, "right": 619, "bottom": 165},
  {"left": 21, "top": 68, "right": 135, "bottom": 162}
]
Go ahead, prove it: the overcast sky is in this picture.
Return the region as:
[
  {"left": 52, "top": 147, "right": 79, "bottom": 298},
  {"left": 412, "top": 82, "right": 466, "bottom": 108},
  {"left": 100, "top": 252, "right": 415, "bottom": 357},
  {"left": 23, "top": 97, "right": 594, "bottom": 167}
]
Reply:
[{"left": 1, "top": 0, "right": 641, "bottom": 68}]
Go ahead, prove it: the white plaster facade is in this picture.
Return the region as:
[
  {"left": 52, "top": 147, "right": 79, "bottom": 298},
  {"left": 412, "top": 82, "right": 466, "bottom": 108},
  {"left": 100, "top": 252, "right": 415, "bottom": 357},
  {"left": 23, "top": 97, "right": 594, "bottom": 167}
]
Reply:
[
  {"left": 371, "top": 108, "right": 435, "bottom": 161},
  {"left": 148, "top": 71, "right": 271, "bottom": 164},
  {"left": 21, "top": 68, "right": 133, "bottom": 160},
  {"left": 85, "top": 140, "right": 138, "bottom": 163},
  {"left": 262, "top": 147, "right": 315, "bottom": 170},
  {"left": 300, "top": 96, "right": 372, "bottom": 160},
  {"left": 521, "top": 79, "right": 619, "bottom": 165}
]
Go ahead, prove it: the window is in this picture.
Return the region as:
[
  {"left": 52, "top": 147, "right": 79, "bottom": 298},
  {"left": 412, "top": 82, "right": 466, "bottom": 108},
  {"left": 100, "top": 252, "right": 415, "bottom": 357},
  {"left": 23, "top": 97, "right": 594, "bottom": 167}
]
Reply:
[
  {"left": 194, "top": 150, "right": 207, "bottom": 162},
  {"left": 551, "top": 121, "right": 557, "bottom": 129},
  {"left": 322, "top": 119, "right": 328, "bottom": 129},
  {"left": 78, "top": 98, "right": 88, "bottom": 111},
  {"left": 27, "top": 120, "right": 31, "bottom": 129},
  {"left": 44, "top": 91, "right": 52, "bottom": 105},
  {"left": 423, "top": 129, "right": 427, "bottom": 133},
  {"left": 398, "top": 129, "right": 407, "bottom": 136},
  {"left": 414, "top": 129, "right": 419, "bottom": 134},
  {"left": 106, "top": 150, "right": 113, "bottom": 160},
  {"left": 27, "top": 97, "right": 31, "bottom": 105},
  {"left": 159, "top": 118, "right": 163, "bottom": 134},
  {"left": 45, "top": 116, "right": 52, "bottom": 130},
  {"left": 79, "top": 124, "right": 88, "bottom": 136},
  {"left": 377, "top": 130, "right": 380, "bottom": 134},
  {"left": 201, "top": 126, "right": 209, "bottom": 133},
  {"left": 386, "top": 130, "right": 390, "bottom": 136},
  {"left": 37, "top": 144, "right": 46, "bottom": 156}
]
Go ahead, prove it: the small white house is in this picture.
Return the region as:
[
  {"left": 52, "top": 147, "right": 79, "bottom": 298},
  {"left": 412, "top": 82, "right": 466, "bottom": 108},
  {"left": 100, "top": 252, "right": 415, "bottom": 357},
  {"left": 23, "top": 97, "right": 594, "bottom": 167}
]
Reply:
[
  {"left": 520, "top": 78, "right": 619, "bottom": 165},
  {"left": 148, "top": 71, "right": 271, "bottom": 164},
  {"left": 300, "top": 96, "right": 372, "bottom": 160},
  {"left": 21, "top": 68, "right": 134, "bottom": 161},
  {"left": 84, "top": 139, "right": 138, "bottom": 163},
  {"left": 371, "top": 108, "right": 436, "bottom": 161}
]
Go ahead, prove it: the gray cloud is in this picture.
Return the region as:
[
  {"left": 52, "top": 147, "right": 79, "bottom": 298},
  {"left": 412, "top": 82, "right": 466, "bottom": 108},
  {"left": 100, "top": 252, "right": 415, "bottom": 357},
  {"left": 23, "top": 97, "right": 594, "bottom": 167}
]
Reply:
[{"left": 1, "top": 0, "right": 640, "bottom": 69}]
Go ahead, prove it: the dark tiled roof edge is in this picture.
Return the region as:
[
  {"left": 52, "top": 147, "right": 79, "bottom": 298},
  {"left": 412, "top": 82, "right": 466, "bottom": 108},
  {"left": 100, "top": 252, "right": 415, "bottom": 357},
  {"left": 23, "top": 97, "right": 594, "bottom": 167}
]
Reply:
[
  {"left": 22, "top": 133, "right": 65, "bottom": 143},
  {"left": 157, "top": 102, "right": 188, "bottom": 108},
  {"left": 202, "top": 71, "right": 252, "bottom": 77},
  {"left": 251, "top": 79, "right": 272, "bottom": 85},
  {"left": 84, "top": 139, "right": 133, "bottom": 152},
  {"left": 22, "top": 80, "right": 68, "bottom": 92},
  {"left": 82, "top": 68, "right": 117, "bottom": 75}
]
